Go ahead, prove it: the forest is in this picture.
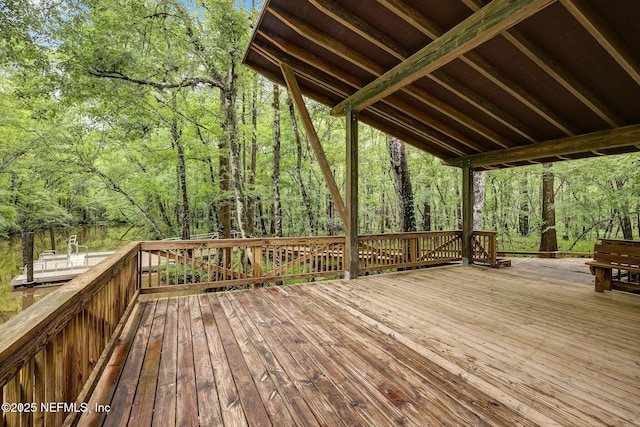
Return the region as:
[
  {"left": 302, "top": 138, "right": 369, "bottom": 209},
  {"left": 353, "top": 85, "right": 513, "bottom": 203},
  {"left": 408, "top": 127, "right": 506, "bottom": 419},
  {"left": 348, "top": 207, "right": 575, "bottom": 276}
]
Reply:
[{"left": 1, "top": 0, "right": 639, "bottom": 257}]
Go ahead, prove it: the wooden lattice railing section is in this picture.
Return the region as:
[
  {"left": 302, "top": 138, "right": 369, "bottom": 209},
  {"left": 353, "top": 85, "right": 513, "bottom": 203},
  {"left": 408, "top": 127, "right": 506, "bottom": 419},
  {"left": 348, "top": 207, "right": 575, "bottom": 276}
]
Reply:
[
  {"left": 139, "top": 237, "right": 345, "bottom": 293},
  {"left": 358, "top": 231, "right": 464, "bottom": 272},
  {"left": 473, "top": 231, "right": 498, "bottom": 267}
]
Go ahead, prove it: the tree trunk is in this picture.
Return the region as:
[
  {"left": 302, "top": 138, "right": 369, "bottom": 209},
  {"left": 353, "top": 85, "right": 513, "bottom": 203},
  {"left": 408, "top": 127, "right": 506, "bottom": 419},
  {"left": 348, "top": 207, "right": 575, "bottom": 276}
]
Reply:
[
  {"left": 519, "top": 188, "right": 530, "bottom": 236},
  {"left": 473, "top": 170, "right": 486, "bottom": 230},
  {"left": 272, "top": 84, "right": 282, "bottom": 238},
  {"left": 195, "top": 127, "right": 220, "bottom": 234},
  {"left": 615, "top": 179, "right": 633, "bottom": 240},
  {"left": 454, "top": 184, "right": 462, "bottom": 230},
  {"left": 422, "top": 197, "right": 431, "bottom": 231},
  {"left": 326, "top": 195, "right": 335, "bottom": 236},
  {"left": 91, "top": 166, "right": 164, "bottom": 237},
  {"left": 288, "top": 97, "right": 315, "bottom": 235},
  {"left": 540, "top": 163, "right": 558, "bottom": 252},
  {"left": 387, "top": 136, "right": 416, "bottom": 232},
  {"left": 172, "top": 117, "right": 190, "bottom": 240},
  {"left": 247, "top": 74, "right": 258, "bottom": 236},
  {"left": 221, "top": 68, "right": 249, "bottom": 239},
  {"left": 49, "top": 227, "right": 56, "bottom": 252},
  {"left": 218, "top": 125, "right": 232, "bottom": 238},
  {"left": 256, "top": 196, "right": 268, "bottom": 236}
]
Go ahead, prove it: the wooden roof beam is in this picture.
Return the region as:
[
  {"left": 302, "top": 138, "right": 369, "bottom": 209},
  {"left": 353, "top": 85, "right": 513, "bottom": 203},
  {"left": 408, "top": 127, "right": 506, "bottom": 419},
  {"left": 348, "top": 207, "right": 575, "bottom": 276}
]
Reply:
[
  {"left": 253, "top": 43, "right": 460, "bottom": 158},
  {"left": 377, "top": 0, "right": 578, "bottom": 137},
  {"left": 264, "top": 8, "right": 499, "bottom": 153},
  {"left": 462, "top": 0, "right": 624, "bottom": 127},
  {"left": 255, "top": 36, "right": 471, "bottom": 156},
  {"left": 429, "top": 71, "right": 540, "bottom": 143},
  {"left": 331, "top": 0, "right": 556, "bottom": 115},
  {"left": 442, "top": 124, "right": 640, "bottom": 169},
  {"left": 560, "top": 0, "right": 640, "bottom": 86},
  {"left": 308, "top": 0, "right": 408, "bottom": 60},
  {"left": 308, "top": 0, "right": 522, "bottom": 148}
]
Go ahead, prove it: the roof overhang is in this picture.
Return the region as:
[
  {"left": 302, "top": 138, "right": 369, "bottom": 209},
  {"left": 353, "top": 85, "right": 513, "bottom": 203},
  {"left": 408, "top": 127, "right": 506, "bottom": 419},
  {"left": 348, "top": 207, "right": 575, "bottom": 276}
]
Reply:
[{"left": 243, "top": 0, "right": 640, "bottom": 170}]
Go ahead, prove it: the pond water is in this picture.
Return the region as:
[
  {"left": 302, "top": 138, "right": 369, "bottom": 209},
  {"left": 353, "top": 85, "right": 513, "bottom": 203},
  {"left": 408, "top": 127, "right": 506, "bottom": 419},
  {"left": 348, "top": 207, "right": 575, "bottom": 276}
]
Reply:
[{"left": 0, "top": 225, "right": 149, "bottom": 324}]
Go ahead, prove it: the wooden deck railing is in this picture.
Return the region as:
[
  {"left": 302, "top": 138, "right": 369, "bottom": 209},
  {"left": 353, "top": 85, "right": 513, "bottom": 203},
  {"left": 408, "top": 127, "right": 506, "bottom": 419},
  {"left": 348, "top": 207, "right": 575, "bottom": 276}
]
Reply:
[
  {"left": 473, "top": 231, "right": 497, "bottom": 267},
  {"left": 139, "top": 236, "right": 345, "bottom": 293},
  {"left": 0, "top": 242, "right": 140, "bottom": 426},
  {"left": 0, "top": 231, "right": 496, "bottom": 425},
  {"left": 358, "top": 231, "right": 464, "bottom": 272}
]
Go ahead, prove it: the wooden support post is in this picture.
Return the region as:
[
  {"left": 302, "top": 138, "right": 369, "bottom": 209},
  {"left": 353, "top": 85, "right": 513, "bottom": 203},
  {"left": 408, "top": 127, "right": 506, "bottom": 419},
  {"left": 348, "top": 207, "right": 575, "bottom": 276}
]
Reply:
[
  {"left": 462, "top": 161, "right": 474, "bottom": 265},
  {"left": 345, "top": 107, "right": 359, "bottom": 279}
]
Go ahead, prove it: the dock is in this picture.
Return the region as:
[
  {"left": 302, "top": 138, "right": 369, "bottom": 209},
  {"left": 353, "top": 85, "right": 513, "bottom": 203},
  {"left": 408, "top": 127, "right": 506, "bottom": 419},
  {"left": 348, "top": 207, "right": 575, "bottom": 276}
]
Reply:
[{"left": 11, "top": 250, "right": 160, "bottom": 288}]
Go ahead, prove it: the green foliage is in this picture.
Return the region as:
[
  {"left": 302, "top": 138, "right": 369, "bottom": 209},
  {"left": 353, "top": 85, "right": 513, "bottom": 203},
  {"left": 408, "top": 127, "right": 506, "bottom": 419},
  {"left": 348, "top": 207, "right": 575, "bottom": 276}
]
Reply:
[{"left": 0, "top": 0, "right": 637, "bottom": 254}]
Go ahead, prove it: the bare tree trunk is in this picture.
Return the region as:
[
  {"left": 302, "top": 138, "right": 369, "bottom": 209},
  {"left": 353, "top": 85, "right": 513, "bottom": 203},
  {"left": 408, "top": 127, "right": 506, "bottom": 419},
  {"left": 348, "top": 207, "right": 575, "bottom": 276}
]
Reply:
[
  {"left": 221, "top": 68, "right": 249, "bottom": 239},
  {"left": 540, "top": 163, "right": 558, "bottom": 252},
  {"left": 387, "top": 136, "right": 416, "bottom": 232},
  {"left": 473, "top": 170, "right": 486, "bottom": 230},
  {"left": 615, "top": 179, "right": 633, "bottom": 240},
  {"left": 519, "top": 188, "right": 530, "bottom": 236},
  {"left": 272, "top": 84, "right": 283, "bottom": 238},
  {"left": 89, "top": 165, "right": 164, "bottom": 237},
  {"left": 247, "top": 74, "right": 258, "bottom": 236},
  {"left": 422, "top": 197, "right": 431, "bottom": 231},
  {"left": 287, "top": 97, "right": 315, "bottom": 235},
  {"left": 326, "top": 195, "right": 335, "bottom": 236},
  {"left": 256, "top": 196, "right": 268, "bottom": 236},
  {"left": 454, "top": 185, "right": 462, "bottom": 230},
  {"left": 195, "top": 127, "right": 220, "bottom": 232},
  {"left": 218, "top": 138, "right": 232, "bottom": 239},
  {"left": 49, "top": 227, "right": 56, "bottom": 251},
  {"left": 170, "top": 93, "right": 190, "bottom": 240}
]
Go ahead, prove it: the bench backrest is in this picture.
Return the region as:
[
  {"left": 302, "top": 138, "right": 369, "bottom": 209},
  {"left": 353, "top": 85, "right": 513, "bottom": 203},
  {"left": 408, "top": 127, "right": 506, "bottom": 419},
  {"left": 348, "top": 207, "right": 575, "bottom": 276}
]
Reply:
[{"left": 594, "top": 240, "right": 640, "bottom": 268}]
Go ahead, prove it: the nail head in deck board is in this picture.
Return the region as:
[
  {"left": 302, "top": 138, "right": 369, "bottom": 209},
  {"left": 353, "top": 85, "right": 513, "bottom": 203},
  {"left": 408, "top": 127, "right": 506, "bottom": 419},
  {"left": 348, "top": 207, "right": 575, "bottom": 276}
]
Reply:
[
  {"left": 102, "top": 300, "right": 157, "bottom": 427},
  {"left": 128, "top": 298, "right": 168, "bottom": 426},
  {"left": 258, "top": 288, "right": 391, "bottom": 426},
  {"left": 188, "top": 296, "right": 223, "bottom": 426},
  {"left": 208, "top": 295, "right": 273, "bottom": 427},
  {"left": 152, "top": 297, "right": 179, "bottom": 427},
  {"left": 78, "top": 300, "right": 146, "bottom": 427},
  {"left": 175, "top": 296, "right": 199, "bottom": 427},
  {"left": 224, "top": 292, "right": 322, "bottom": 426},
  {"left": 235, "top": 291, "right": 349, "bottom": 427},
  {"left": 196, "top": 294, "right": 247, "bottom": 426},
  {"left": 216, "top": 294, "right": 297, "bottom": 427}
]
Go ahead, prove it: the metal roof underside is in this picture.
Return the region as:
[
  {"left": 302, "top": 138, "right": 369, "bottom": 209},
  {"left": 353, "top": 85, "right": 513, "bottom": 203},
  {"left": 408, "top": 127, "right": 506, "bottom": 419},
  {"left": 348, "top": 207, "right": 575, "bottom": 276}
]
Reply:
[{"left": 243, "top": 0, "right": 640, "bottom": 170}]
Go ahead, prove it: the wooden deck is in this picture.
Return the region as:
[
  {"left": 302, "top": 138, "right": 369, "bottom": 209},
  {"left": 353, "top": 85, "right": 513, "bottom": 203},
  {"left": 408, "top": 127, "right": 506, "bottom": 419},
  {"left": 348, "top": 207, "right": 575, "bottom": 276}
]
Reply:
[{"left": 83, "top": 260, "right": 640, "bottom": 426}]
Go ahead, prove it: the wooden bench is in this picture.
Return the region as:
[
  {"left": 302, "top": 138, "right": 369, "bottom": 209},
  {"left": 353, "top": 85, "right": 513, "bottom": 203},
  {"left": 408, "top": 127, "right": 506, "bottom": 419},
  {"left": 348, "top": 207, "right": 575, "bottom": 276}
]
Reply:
[{"left": 586, "top": 239, "right": 640, "bottom": 292}]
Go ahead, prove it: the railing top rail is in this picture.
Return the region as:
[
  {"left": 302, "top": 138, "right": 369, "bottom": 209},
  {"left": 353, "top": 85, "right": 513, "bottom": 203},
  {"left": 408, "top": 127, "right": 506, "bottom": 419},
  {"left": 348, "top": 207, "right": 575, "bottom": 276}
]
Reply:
[
  {"left": 359, "top": 231, "right": 463, "bottom": 239},
  {"left": 473, "top": 230, "right": 498, "bottom": 236},
  {"left": 0, "top": 241, "right": 140, "bottom": 385},
  {"left": 141, "top": 235, "right": 346, "bottom": 250}
]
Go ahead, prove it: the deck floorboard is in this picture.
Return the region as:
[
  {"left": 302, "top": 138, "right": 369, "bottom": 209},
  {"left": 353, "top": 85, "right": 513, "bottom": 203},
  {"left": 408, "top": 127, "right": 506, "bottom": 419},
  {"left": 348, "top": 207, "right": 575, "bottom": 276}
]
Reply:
[{"left": 86, "top": 260, "right": 640, "bottom": 426}]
